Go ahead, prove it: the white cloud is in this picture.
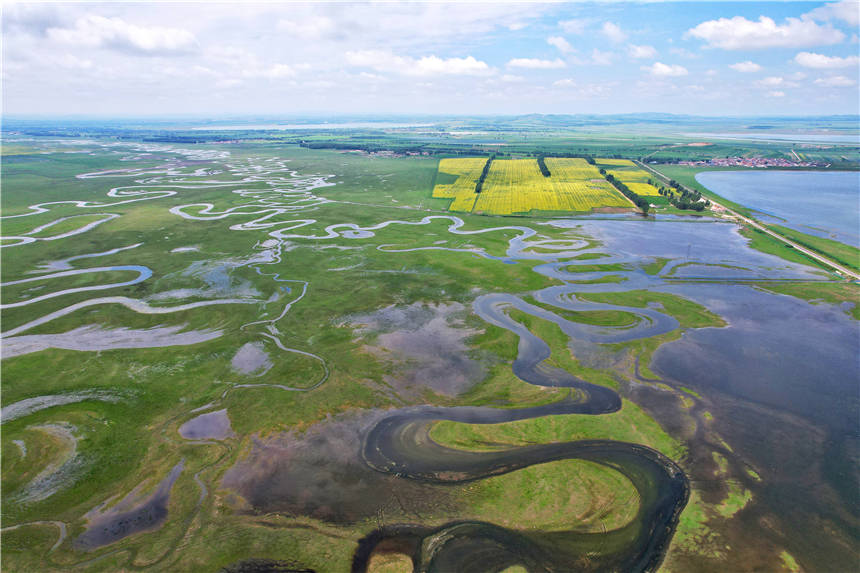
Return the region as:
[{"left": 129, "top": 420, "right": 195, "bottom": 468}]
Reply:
[
  {"left": 346, "top": 50, "right": 492, "bottom": 76},
  {"left": 767, "top": 90, "right": 786, "bottom": 97},
  {"left": 559, "top": 19, "right": 588, "bottom": 35},
  {"left": 358, "top": 71, "right": 385, "bottom": 81},
  {"left": 794, "top": 51, "right": 860, "bottom": 69},
  {"left": 416, "top": 55, "right": 492, "bottom": 75},
  {"left": 250, "top": 64, "right": 294, "bottom": 79},
  {"left": 216, "top": 78, "right": 243, "bottom": 89},
  {"left": 506, "top": 57, "right": 566, "bottom": 69},
  {"left": 591, "top": 49, "right": 614, "bottom": 66},
  {"left": 806, "top": 1, "right": 860, "bottom": 27},
  {"left": 628, "top": 44, "right": 657, "bottom": 59},
  {"left": 687, "top": 16, "right": 844, "bottom": 50},
  {"left": 553, "top": 78, "right": 577, "bottom": 87},
  {"left": 54, "top": 54, "right": 93, "bottom": 70},
  {"left": 547, "top": 36, "right": 574, "bottom": 54},
  {"left": 729, "top": 61, "right": 762, "bottom": 72},
  {"left": 500, "top": 74, "right": 525, "bottom": 83},
  {"left": 277, "top": 17, "right": 335, "bottom": 40},
  {"left": 757, "top": 76, "right": 784, "bottom": 87},
  {"left": 755, "top": 75, "right": 802, "bottom": 89},
  {"left": 46, "top": 15, "right": 196, "bottom": 55},
  {"left": 642, "top": 62, "right": 688, "bottom": 76},
  {"left": 602, "top": 22, "right": 627, "bottom": 43},
  {"left": 814, "top": 75, "right": 857, "bottom": 87}
]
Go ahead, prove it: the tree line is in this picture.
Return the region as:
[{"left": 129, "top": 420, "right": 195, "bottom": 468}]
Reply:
[
  {"left": 536, "top": 155, "right": 551, "bottom": 177},
  {"left": 655, "top": 178, "right": 709, "bottom": 211},
  {"left": 474, "top": 155, "right": 495, "bottom": 194}
]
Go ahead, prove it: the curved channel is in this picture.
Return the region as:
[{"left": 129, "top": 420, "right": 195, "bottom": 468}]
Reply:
[
  {"left": 353, "top": 289, "right": 689, "bottom": 572},
  {"left": 348, "top": 221, "right": 692, "bottom": 572}
]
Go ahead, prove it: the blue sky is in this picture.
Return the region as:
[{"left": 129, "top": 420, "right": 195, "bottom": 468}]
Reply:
[{"left": 3, "top": 1, "right": 858, "bottom": 116}]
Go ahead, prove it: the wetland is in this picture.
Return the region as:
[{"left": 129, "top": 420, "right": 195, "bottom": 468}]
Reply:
[{"left": 1, "top": 137, "right": 857, "bottom": 573}]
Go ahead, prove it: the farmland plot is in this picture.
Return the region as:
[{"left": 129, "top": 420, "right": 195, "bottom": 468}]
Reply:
[
  {"left": 599, "top": 160, "right": 663, "bottom": 196},
  {"left": 472, "top": 158, "right": 631, "bottom": 215},
  {"left": 432, "top": 157, "right": 488, "bottom": 211}
]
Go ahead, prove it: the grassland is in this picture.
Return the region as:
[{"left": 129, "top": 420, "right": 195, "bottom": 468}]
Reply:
[
  {"left": 1, "top": 141, "right": 662, "bottom": 572},
  {"left": 766, "top": 224, "right": 860, "bottom": 272},
  {"left": 2, "top": 134, "right": 855, "bottom": 573}
]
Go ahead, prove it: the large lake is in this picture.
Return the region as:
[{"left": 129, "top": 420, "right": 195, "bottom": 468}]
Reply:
[{"left": 696, "top": 170, "right": 860, "bottom": 247}]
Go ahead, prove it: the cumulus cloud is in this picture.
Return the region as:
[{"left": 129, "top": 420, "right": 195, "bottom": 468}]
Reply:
[
  {"left": 559, "top": 19, "right": 588, "bottom": 34},
  {"left": 756, "top": 76, "right": 784, "bottom": 87},
  {"left": 553, "top": 78, "right": 577, "bottom": 87},
  {"left": 687, "top": 16, "right": 844, "bottom": 49},
  {"left": 729, "top": 61, "right": 762, "bottom": 72},
  {"left": 794, "top": 51, "right": 860, "bottom": 68},
  {"left": 346, "top": 50, "right": 492, "bottom": 76},
  {"left": 628, "top": 44, "right": 657, "bottom": 59},
  {"left": 506, "top": 57, "right": 566, "bottom": 69},
  {"left": 814, "top": 75, "right": 857, "bottom": 87},
  {"left": 46, "top": 15, "right": 197, "bottom": 55},
  {"left": 642, "top": 62, "right": 688, "bottom": 76},
  {"left": 602, "top": 22, "right": 627, "bottom": 43},
  {"left": 547, "top": 36, "right": 574, "bottom": 54},
  {"left": 806, "top": 0, "right": 860, "bottom": 26},
  {"left": 767, "top": 90, "right": 786, "bottom": 97}
]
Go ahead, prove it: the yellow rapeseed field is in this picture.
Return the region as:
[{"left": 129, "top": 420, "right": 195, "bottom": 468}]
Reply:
[
  {"left": 472, "top": 158, "right": 631, "bottom": 215},
  {"left": 432, "top": 157, "right": 639, "bottom": 215},
  {"left": 432, "top": 157, "right": 488, "bottom": 212},
  {"left": 599, "top": 160, "right": 662, "bottom": 196},
  {"left": 626, "top": 182, "right": 663, "bottom": 196}
]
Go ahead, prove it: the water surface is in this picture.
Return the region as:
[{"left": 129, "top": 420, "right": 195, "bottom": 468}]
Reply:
[{"left": 696, "top": 170, "right": 860, "bottom": 247}]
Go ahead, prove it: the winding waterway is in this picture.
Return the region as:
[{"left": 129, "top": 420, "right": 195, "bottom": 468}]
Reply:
[{"left": 3, "top": 141, "right": 855, "bottom": 571}]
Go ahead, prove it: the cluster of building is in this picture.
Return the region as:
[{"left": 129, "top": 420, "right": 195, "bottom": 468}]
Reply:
[{"left": 671, "top": 157, "right": 822, "bottom": 168}]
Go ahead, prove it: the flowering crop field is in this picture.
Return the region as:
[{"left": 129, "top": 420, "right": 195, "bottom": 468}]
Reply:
[
  {"left": 598, "top": 160, "right": 662, "bottom": 196},
  {"left": 432, "top": 157, "right": 635, "bottom": 215},
  {"left": 472, "top": 158, "right": 631, "bottom": 215},
  {"left": 626, "top": 182, "right": 663, "bottom": 196},
  {"left": 431, "top": 157, "right": 488, "bottom": 212}
]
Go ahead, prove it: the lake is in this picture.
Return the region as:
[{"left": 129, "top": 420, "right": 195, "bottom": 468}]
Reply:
[
  {"left": 696, "top": 170, "right": 860, "bottom": 247},
  {"left": 686, "top": 132, "right": 860, "bottom": 144}
]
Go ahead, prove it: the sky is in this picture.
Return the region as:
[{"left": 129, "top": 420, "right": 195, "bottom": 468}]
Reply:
[{"left": 2, "top": 1, "right": 859, "bottom": 117}]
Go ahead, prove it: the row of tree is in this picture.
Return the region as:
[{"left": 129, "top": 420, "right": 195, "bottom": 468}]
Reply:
[
  {"left": 600, "top": 169, "right": 650, "bottom": 215},
  {"left": 474, "top": 155, "right": 495, "bottom": 194},
  {"left": 656, "top": 179, "right": 709, "bottom": 211},
  {"left": 536, "top": 155, "right": 551, "bottom": 177},
  {"left": 529, "top": 152, "right": 597, "bottom": 165}
]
